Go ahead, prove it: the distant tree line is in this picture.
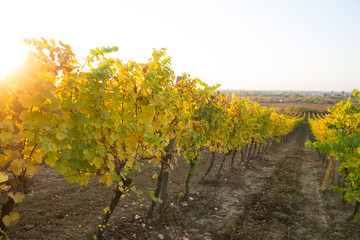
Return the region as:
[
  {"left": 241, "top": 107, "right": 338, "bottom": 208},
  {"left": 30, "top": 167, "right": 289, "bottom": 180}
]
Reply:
[{"left": 220, "top": 90, "right": 356, "bottom": 105}]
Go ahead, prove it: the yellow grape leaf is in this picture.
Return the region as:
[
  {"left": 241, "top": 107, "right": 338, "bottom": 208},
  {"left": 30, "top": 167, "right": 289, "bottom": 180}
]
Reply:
[
  {"left": 0, "top": 184, "right": 11, "bottom": 192},
  {"left": 0, "top": 172, "right": 8, "bottom": 183},
  {"left": 138, "top": 105, "right": 155, "bottom": 123},
  {"left": 10, "top": 133, "right": 22, "bottom": 143},
  {"left": 9, "top": 150, "right": 21, "bottom": 160},
  {"left": 45, "top": 159, "right": 56, "bottom": 167},
  {"left": 8, "top": 192, "right": 26, "bottom": 204},
  {"left": 99, "top": 175, "right": 107, "bottom": 184},
  {"left": 107, "top": 153, "right": 114, "bottom": 162},
  {"left": 103, "top": 207, "right": 110, "bottom": 213},
  {"left": 127, "top": 134, "right": 138, "bottom": 147},
  {"left": 58, "top": 122, "right": 68, "bottom": 133},
  {"left": 7, "top": 159, "right": 26, "bottom": 176},
  {"left": 0, "top": 154, "right": 9, "bottom": 167},
  {"left": 31, "top": 152, "right": 43, "bottom": 164},
  {"left": 18, "top": 93, "right": 35, "bottom": 109},
  {"left": 0, "top": 119, "right": 14, "bottom": 132},
  {"left": 106, "top": 175, "right": 113, "bottom": 187},
  {"left": 45, "top": 151, "right": 57, "bottom": 166},
  {"left": 0, "top": 130, "right": 12, "bottom": 142},
  {"left": 77, "top": 174, "right": 90, "bottom": 186},
  {"left": 19, "top": 110, "right": 28, "bottom": 122},
  {"left": 93, "top": 157, "right": 104, "bottom": 169},
  {"left": 44, "top": 126, "right": 53, "bottom": 133},
  {"left": 145, "top": 87, "right": 152, "bottom": 95},
  {"left": 107, "top": 157, "right": 115, "bottom": 171},
  {"left": 56, "top": 131, "right": 67, "bottom": 141},
  {"left": 26, "top": 164, "right": 40, "bottom": 177},
  {"left": 3, "top": 211, "right": 20, "bottom": 227},
  {"left": 107, "top": 133, "right": 117, "bottom": 145},
  {"left": 125, "top": 156, "right": 135, "bottom": 169}
]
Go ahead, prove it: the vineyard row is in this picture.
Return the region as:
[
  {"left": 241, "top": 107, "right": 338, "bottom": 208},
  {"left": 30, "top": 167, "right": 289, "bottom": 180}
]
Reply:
[
  {"left": 0, "top": 38, "right": 302, "bottom": 239},
  {"left": 307, "top": 90, "right": 360, "bottom": 221}
]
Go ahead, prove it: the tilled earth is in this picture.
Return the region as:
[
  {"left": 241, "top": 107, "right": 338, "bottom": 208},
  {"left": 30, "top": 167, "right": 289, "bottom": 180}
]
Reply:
[{"left": 7, "top": 122, "right": 360, "bottom": 239}]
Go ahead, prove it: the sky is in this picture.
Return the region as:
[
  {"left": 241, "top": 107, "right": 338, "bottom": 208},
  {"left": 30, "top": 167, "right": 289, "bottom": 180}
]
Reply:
[{"left": 0, "top": 0, "right": 359, "bottom": 92}]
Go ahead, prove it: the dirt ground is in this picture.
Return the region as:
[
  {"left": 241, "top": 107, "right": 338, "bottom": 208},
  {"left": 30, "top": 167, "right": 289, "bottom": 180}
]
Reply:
[{"left": 7, "top": 121, "right": 360, "bottom": 240}]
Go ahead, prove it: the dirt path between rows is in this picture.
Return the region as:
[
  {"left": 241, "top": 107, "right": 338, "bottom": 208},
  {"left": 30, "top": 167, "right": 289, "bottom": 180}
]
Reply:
[{"left": 7, "top": 122, "right": 360, "bottom": 239}]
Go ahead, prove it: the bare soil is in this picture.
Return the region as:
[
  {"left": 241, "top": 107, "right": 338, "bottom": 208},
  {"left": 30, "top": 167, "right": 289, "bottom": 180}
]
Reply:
[{"left": 7, "top": 122, "right": 360, "bottom": 240}]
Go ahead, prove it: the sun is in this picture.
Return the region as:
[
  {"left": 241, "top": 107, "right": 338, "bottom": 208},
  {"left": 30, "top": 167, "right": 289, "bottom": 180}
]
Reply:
[{"left": 0, "top": 39, "right": 29, "bottom": 80}]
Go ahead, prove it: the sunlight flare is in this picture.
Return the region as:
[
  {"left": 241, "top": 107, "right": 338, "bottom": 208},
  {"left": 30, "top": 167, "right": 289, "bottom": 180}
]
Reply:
[{"left": 0, "top": 38, "right": 28, "bottom": 79}]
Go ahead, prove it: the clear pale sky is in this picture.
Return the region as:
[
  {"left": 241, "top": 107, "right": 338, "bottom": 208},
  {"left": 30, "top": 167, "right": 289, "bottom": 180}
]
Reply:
[{"left": 1, "top": 0, "right": 359, "bottom": 91}]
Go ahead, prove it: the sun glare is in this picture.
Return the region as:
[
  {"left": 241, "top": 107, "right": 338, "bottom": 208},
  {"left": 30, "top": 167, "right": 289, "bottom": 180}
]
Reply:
[{"left": 0, "top": 39, "right": 28, "bottom": 79}]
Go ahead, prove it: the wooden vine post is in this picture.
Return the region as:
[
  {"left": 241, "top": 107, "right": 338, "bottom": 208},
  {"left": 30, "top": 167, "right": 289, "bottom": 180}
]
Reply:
[{"left": 158, "top": 76, "right": 182, "bottom": 214}]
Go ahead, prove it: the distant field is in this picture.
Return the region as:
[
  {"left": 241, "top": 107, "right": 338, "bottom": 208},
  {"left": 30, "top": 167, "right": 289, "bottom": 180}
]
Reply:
[{"left": 260, "top": 102, "right": 331, "bottom": 113}]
